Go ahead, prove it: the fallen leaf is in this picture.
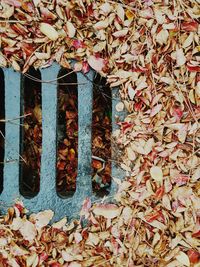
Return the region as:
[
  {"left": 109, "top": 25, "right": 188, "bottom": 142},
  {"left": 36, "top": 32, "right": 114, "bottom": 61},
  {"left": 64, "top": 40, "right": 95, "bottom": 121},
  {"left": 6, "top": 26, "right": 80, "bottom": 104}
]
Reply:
[
  {"left": 93, "top": 204, "right": 121, "bottom": 219},
  {"left": 66, "top": 21, "right": 76, "bottom": 38},
  {"left": 176, "top": 251, "right": 190, "bottom": 267},
  {"left": 156, "top": 29, "right": 169, "bottom": 45},
  {"left": 176, "top": 48, "right": 186, "bottom": 66},
  {"left": 40, "top": 23, "right": 59, "bottom": 41},
  {"left": 150, "top": 166, "right": 163, "bottom": 182},
  {"left": 88, "top": 55, "right": 105, "bottom": 72}
]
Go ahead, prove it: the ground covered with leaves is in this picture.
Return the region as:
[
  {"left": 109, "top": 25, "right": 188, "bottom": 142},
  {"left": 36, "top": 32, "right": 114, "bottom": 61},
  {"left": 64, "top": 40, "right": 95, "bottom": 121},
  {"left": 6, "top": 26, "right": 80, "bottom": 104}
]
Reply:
[{"left": 0, "top": 0, "right": 200, "bottom": 266}]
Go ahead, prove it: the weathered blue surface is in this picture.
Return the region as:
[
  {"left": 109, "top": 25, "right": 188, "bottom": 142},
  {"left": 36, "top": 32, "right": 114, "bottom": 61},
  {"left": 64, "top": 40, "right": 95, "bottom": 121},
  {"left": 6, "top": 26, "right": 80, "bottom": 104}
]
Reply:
[
  {"left": 0, "top": 64, "right": 125, "bottom": 222},
  {"left": 1, "top": 68, "right": 21, "bottom": 207}
]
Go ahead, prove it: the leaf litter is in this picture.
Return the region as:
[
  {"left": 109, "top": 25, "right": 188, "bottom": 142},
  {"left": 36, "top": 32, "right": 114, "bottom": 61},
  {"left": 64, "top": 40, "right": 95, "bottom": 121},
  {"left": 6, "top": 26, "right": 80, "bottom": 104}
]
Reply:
[{"left": 0, "top": 0, "right": 200, "bottom": 266}]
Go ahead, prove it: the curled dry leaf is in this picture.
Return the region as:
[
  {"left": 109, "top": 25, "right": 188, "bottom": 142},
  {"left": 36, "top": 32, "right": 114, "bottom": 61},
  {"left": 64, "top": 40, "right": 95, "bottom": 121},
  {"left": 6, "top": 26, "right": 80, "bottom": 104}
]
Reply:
[
  {"left": 93, "top": 20, "right": 109, "bottom": 30},
  {"left": 40, "top": 23, "right": 59, "bottom": 41},
  {"left": 150, "top": 104, "right": 162, "bottom": 117},
  {"left": 31, "top": 210, "right": 54, "bottom": 229},
  {"left": 17, "top": 219, "right": 37, "bottom": 242},
  {"left": 52, "top": 217, "right": 67, "bottom": 229},
  {"left": 66, "top": 21, "right": 76, "bottom": 38},
  {"left": 93, "top": 204, "right": 121, "bottom": 219},
  {"left": 156, "top": 29, "right": 169, "bottom": 45},
  {"left": 176, "top": 251, "right": 190, "bottom": 267},
  {"left": 87, "top": 55, "right": 105, "bottom": 72},
  {"left": 113, "top": 28, "right": 129, "bottom": 38}
]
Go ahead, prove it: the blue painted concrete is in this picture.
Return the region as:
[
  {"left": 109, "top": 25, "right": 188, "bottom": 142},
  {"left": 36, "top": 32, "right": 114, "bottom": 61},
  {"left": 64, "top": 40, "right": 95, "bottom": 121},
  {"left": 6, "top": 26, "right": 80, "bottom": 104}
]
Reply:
[{"left": 0, "top": 64, "right": 125, "bottom": 222}]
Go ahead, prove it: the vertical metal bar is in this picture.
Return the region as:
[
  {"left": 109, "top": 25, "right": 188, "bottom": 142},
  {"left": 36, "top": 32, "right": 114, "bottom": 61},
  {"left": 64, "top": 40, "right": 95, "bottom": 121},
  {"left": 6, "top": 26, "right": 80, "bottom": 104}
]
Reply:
[
  {"left": 1, "top": 69, "right": 21, "bottom": 206},
  {"left": 39, "top": 64, "right": 59, "bottom": 199},
  {"left": 0, "top": 69, "right": 5, "bottom": 193},
  {"left": 74, "top": 71, "right": 94, "bottom": 200}
]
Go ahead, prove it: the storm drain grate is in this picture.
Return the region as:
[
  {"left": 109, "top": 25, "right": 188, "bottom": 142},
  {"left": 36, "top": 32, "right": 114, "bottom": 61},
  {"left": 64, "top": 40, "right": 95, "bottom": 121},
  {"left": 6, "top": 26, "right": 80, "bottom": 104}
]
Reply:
[{"left": 0, "top": 64, "right": 125, "bottom": 221}]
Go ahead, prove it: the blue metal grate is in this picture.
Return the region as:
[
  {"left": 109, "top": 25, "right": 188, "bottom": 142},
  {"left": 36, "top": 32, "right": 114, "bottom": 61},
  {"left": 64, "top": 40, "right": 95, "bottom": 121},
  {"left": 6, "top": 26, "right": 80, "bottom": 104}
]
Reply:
[{"left": 0, "top": 64, "right": 125, "bottom": 221}]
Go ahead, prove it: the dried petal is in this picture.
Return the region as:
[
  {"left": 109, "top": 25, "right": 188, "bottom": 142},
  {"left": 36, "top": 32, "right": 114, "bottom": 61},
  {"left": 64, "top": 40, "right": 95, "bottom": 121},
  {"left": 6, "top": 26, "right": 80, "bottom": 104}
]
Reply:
[
  {"left": 93, "top": 204, "right": 121, "bottom": 219},
  {"left": 93, "top": 20, "right": 109, "bottom": 30},
  {"left": 176, "top": 48, "right": 186, "bottom": 66},
  {"left": 32, "top": 210, "right": 54, "bottom": 229},
  {"left": 113, "top": 28, "right": 128, "bottom": 38},
  {"left": 40, "top": 23, "right": 59, "bottom": 41},
  {"left": 88, "top": 55, "right": 105, "bottom": 72},
  {"left": 66, "top": 21, "right": 76, "bottom": 38},
  {"left": 150, "top": 104, "right": 162, "bottom": 117},
  {"left": 176, "top": 251, "right": 190, "bottom": 267},
  {"left": 150, "top": 166, "right": 163, "bottom": 182},
  {"left": 156, "top": 29, "right": 169, "bottom": 45}
]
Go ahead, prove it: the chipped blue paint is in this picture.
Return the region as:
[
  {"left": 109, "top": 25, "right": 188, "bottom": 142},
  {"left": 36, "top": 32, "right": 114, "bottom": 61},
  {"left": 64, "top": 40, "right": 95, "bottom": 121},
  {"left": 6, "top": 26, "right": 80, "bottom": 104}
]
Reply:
[{"left": 0, "top": 64, "right": 125, "bottom": 222}]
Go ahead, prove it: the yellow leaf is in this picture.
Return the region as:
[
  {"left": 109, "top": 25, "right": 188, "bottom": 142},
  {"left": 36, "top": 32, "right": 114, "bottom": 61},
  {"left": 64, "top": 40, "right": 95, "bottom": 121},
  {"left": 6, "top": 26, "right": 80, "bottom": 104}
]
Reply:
[{"left": 126, "top": 9, "right": 134, "bottom": 21}]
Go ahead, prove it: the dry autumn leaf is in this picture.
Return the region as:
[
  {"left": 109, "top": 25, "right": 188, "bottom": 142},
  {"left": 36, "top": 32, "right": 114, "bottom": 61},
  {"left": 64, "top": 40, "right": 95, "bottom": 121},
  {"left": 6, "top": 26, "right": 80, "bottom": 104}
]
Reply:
[
  {"left": 93, "top": 204, "right": 121, "bottom": 219},
  {"left": 150, "top": 166, "right": 163, "bottom": 182},
  {"left": 40, "top": 23, "right": 59, "bottom": 41}
]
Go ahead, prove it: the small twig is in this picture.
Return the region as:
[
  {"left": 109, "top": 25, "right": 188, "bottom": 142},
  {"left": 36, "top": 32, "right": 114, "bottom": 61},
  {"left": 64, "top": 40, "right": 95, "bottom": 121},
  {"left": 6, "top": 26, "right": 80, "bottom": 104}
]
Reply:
[
  {"left": 0, "top": 20, "right": 27, "bottom": 23},
  {"left": 0, "top": 113, "right": 32, "bottom": 123}
]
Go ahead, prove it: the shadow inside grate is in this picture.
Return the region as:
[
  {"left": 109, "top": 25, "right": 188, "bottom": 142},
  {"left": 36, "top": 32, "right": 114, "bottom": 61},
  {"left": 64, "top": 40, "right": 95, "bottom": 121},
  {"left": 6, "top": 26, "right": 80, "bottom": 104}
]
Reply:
[
  {"left": 92, "top": 73, "right": 112, "bottom": 197},
  {"left": 56, "top": 68, "right": 78, "bottom": 197},
  {"left": 0, "top": 69, "right": 5, "bottom": 194},
  {"left": 20, "top": 68, "right": 42, "bottom": 198}
]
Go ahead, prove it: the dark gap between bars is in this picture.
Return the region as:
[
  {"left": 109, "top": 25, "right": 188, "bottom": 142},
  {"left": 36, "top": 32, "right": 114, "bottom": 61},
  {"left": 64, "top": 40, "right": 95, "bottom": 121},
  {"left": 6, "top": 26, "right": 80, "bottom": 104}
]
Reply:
[
  {"left": 0, "top": 69, "right": 5, "bottom": 193},
  {"left": 20, "top": 67, "right": 42, "bottom": 198},
  {"left": 92, "top": 73, "right": 112, "bottom": 197},
  {"left": 56, "top": 68, "right": 78, "bottom": 197}
]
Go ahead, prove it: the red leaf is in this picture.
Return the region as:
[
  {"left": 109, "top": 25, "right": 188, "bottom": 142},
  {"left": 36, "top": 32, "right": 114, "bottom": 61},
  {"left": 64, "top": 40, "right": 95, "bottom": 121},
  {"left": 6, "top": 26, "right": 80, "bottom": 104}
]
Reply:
[
  {"left": 187, "top": 64, "right": 200, "bottom": 72},
  {"left": 187, "top": 249, "right": 200, "bottom": 264},
  {"left": 14, "top": 203, "right": 24, "bottom": 213},
  {"left": 11, "top": 24, "right": 26, "bottom": 35},
  {"left": 145, "top": 211, "right": 164, "bottom": 223},
  {"left": 92, "top": 159, "right": 102, "bottom": 169},
  {"left": 134, "top": 101, "right": 143, "bottom": 111},
  {"left": 72, "top": 39, "right": 85, "bottom": 49},
  {"left": 192, "top": 230, "right": 200, "bottom": 238},
  {"left": 82, "top": 61, "right": 90, "bottom": 73},
  {"left": 57, "top": 161, "right": 66, "bottom": 170},
  {"left": 117, "top": 122, "right": 133, "bottom": 134},
  {"left": 172, "top": 106, "right": 183, "bottom": 121},
  {"left": 181, "top": 21, "right": 199, "bottom": 32},
  {"left": 155, "top": 186, "right": 165, "bottom": 200},
  {"left": 39, "top": 252, "right": 48, "bottom": 263}
]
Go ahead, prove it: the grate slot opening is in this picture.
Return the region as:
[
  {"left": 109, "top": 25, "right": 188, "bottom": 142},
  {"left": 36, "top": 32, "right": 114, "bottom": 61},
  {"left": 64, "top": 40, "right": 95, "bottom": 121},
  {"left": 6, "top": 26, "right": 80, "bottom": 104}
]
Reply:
[
  {"left": 0, "top": 69, "right": 5, "bottom": 194},
  {"left": 56, "top": 68, "right": 78, "bottom": 197},
  {"left": 92, "top": 74, "right": 112, "bottom": 197},
  {"left": 20, "top": 68, "right": 42, "bottom": 198}
]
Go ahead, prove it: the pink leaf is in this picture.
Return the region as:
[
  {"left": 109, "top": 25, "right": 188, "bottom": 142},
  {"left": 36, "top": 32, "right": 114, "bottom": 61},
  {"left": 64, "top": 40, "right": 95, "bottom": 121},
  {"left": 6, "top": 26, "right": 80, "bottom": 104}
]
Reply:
[
  {"left": 150, "top": 104, "right": 162, "bottom": 117},
  {"left": 3, "top": 0, "right": 21, "bottom": 7},
  {"left": 88, "top": 55, "right": 105, "bottom": 72}
]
